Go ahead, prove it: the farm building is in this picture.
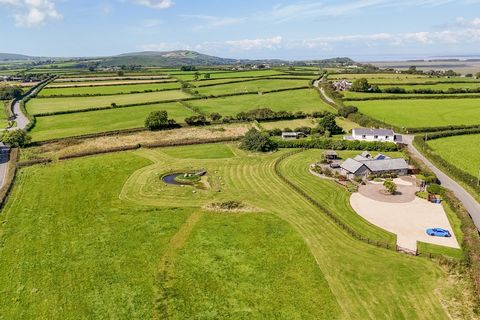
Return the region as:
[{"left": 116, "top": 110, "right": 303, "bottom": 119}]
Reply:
[
  {"left": 281, "top": 132, "right": 306, "bottom": 140},
  {"left": 340, "top": 155, "right": 409, "bottom": 179},
  {"left": 332, "top": 80, "right": 352, "bottom": 91},
  {"left": 324, "top": 150, "right": 338, "bottom": 161},
  {"left": 344, "top": 128, "right": 402, "bottom": 143}
]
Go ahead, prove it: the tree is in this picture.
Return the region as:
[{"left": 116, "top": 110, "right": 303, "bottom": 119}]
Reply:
[
  {"left": 210, "top": 112, "right": 222, "bottom": 121},
  {"left": 427, "top": 183, "right": 444, "bottom": 195},
  {"left": 0, "top": 86, "right": 23, "bottom": 100},
  {"left": 145, "top": 110, "right": 169, "bottom": 130},
  {"left": 383, "top": 180, "right": 397, "bottom": 195},
  {"left": 240, "top": 128, "right": 278, "bottom": 152},
  {"left": 193, "top": 71, "right": 201, "bottom": 81},
  {"left": 317, "top": 113, "right": 343, "bottom": 135},
  {"left": 476, "top": 72, "right": 480, "bottom": 79},
  {"left": 117, "top": 71, "right": 125, "bottom": 76},
  {"left": 2, "top": 130, "right": 31, "bottom": 147},
  {"left": 204, "top": 73, "right": 211, "bottom": 80},
  {"left": 350, "top": 78, "right": 370, "bottom": 92},
  {"left": 337, "top": 106, "right": 358, "bottom": 118}
]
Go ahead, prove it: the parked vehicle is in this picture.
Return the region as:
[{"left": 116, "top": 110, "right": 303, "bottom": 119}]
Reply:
[{"left": 426, "top": 228, "right": 451, "bottom": 237}]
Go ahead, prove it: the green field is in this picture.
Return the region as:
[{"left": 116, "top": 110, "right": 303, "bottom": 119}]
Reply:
[
  {"left": 379, "top": 82, "right": 480, "bottom": 91},
  {"left": 188, "top": 89, "right": 334, "bottom": 116},
  {"left": 39, "top": 82, "right": 181, "bottom": 96},
  {"left": 428, "top": 134, "right": 480, "bottom": 177},
  {"left": 27, "top": 90, "right": 191, "bottom": 114},
  {"left": 30, "top": 102, "right": 196, "bottom": 141},
  {"left": 347, "top": 98, "right": 480, "bottom": 128},
  {"left": 0, "top": 145, "right": 460, "bottom": 318},
  {"left": 196, "top": 79, "right": 309, "bottom": 96}
]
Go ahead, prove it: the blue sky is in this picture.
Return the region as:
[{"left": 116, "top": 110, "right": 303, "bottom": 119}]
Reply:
[{"left": 1, "top": 0, "right": 480, "bottom": 60}]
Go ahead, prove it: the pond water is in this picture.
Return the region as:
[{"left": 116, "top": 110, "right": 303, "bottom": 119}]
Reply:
[{"left": 162, "top": 174, "right": 185, "bottom": 185}]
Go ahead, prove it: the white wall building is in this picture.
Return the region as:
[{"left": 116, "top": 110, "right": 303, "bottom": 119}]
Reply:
[{"left": 345, "top": 128, "right": 397, "bottom": 143}]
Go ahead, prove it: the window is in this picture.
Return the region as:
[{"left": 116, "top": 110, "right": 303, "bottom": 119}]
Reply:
[
  {"left": 362, "top": 135, "right": 366, "bottom": 139},
  {"left": 385, "top": 136, "right": 389, "bottom": 139},
  {"left": 374, "top": 135, "right": 378, "bottom": 139}
]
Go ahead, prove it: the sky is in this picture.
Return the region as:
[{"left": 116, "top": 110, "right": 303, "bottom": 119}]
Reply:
[{"left": 0, "top": 0, "right": 480, "bottom": 60}]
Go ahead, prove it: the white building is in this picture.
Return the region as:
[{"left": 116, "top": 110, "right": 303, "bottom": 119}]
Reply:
[{"left": 344, "top": 128, "right": 400, "bottom": 143}]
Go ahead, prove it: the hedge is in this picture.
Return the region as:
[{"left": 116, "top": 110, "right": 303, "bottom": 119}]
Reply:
[
  {"left": 344, "top": 94, "right": 480, "bottom": 101},
  {"left": 51, "top": 78, "right": 175, "bottom": 84},
  {"left": 277, "top": 138, "right": 399, "bottom": 151}
]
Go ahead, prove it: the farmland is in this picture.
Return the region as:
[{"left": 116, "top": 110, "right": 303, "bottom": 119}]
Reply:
[
  {"left": 195, "top": 78, "right": 309, "bottom": 96},
  {"left": 27, "top": 90, "right": 191, "bottom": 114},
  {"left": 188, "top": 89, "right": 333, "bottom": 116},
  {"left": 38, "top": 82, "right": 181, "bottom": 96},
  {"left": 428, "top": 134, "right": 480, "bottom": 177},
  {"left": 346, "top": 98, "right": 480, "bottom": 128},
  {"left": 30, "top": 102, "right": 196, "bottom": 141},
  {"left": 0, "top": 145, "right": 465, "bottom": 318}
]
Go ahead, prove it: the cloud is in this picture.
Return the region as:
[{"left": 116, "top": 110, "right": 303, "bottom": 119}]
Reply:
[
  {"left": 0, "top": 0, "right": 62, "bottom": 27},
  {"left": 133, "top": 0, "right": 174, "bottom": 9},
  {"left": 180, "top": 14, "right": 245, "bottom": 30},
  {"left": 303, "top": 18, "right": 480, "bottom": 49}
]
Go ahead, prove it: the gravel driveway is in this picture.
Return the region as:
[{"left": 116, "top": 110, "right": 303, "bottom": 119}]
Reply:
[{"left": 350, "top": 187, "right": 460, "bottom": 251}]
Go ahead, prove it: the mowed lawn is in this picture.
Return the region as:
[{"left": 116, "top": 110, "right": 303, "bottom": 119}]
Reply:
[
  {"left": 347, "top": 98, "right": 480, "bottom": 128},
  {"left": 0, "top": 151, "right": 341, "bottom": 319},
  {"left": 118, "top": 146, "right": 453, "bottom": 319},
  {"left": 30, "top": 102, "right": 196, "bottom": 141},
  {"left": 189, "top": 89, "right": 335, "bottom": 116},
  {"left": 38, "top": 82, "right": 181, "bottom": 96},
  {"left": 428, "top": 134, "right": 480, "bottom": 176},
  {"left": 27, "top": 90, "right": 191, "bottom": 114},
  {"left": 196, "top": 79, "right": 309, "bottom": 96}
]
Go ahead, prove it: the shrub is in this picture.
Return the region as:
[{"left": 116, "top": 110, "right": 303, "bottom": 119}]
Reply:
[
  {"left": 210, "top": 112, "right": 222, "bottom": 121},
  {"left": 145, "top": 110, "right": 169, "bottom": 130},
  {"left": 240, "top": 128, "right": 278, "bottom": 152},
  {"left": 185, "top": 115, "right": 209, "bottom": 126},
  {"left": 427, "top": 183, "right": 445, "bottom": 195},
  {"left": 350, "top": 78, "right": 370, "bottom": 92},
  {"left": 338, "top": 105, "right": 358, "bottom": 118},
  {"left": 2, "top": 130, "right": 31, "bottom": 147},
  {"left": 317, "top": 113, "right": 343, "bottom": 135},
  {"left": 383, "top": 180, "right": 397, "bottom": 194}
]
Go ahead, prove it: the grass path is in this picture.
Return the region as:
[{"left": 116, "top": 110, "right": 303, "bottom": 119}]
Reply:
[
  {"left": 153, "top": 210, "right": 204, "bottom": 319},
  {"left": 120, "top": 146, "right": 450, "bottom": 319}
]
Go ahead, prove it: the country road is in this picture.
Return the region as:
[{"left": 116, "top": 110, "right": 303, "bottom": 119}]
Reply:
[{"left": 404, "top": 135, "right": 480, "bottom": 230}]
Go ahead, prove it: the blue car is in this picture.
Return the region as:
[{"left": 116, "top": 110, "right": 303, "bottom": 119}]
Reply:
[{"left": 426, "top": 228, "right": 451, "bottom": 237}]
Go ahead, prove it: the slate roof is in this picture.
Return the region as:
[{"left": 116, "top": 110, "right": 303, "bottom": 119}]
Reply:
[
  {"left": 340, "top": 158, "right": 366, "bottom": 174},
  {"left": 353, "top": 128, "right": 395, "bottom": 136},
  {"left": 362, "top": 158, "right": 409, "bottom": 172}
]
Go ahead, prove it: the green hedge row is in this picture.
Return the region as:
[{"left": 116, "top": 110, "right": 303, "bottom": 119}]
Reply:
[
  {"left": 277, "top": 137, "right": 399, "bottom": 151},
  {"left": 421, "top": 127, "right": 480, "bottom": 137},
  {"left": 344, "top": 94, "right": 480, "bottom": 101}
]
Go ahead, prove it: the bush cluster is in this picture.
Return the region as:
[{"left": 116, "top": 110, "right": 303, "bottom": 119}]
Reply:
[{"left": 241, "top": 128, "right": 278, "bottom": 152}]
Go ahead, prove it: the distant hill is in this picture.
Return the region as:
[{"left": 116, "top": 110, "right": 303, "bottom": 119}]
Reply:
[
  {"left": 100, "top": 50, "right": 239, "bottom": 67},
  {"left": 0, "top": 53, "right": 37, "bottom": 61},
  {"left": 0, "top": 50, "right": 357, "bottom": 68}
]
